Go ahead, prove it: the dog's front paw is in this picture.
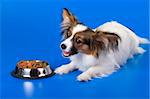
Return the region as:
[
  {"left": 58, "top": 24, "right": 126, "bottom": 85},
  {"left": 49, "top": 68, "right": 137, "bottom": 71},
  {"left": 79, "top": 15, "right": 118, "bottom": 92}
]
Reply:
[
  {"left": 77, "top": 73, "right": 92, "bottom": 82},
  {"left": 54, "top": 65, "right": 72, "bottom": 75}
]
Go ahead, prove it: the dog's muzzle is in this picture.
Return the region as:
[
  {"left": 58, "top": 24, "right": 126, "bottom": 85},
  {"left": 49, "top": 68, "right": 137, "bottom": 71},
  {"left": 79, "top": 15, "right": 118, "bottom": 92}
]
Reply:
[{"left": 60, "top": 43, "right": 78, "bottom": 57}]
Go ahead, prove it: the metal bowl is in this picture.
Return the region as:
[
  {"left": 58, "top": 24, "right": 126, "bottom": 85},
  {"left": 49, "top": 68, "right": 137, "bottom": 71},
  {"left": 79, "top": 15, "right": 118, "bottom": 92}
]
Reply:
[{"left": 11, "top": 60, "right": 55, "bottom": 79}]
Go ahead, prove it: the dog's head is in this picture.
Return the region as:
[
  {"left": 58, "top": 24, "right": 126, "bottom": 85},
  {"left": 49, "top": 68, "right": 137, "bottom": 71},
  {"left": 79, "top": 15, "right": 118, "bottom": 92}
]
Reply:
[{"left": 60, "top": 8, "right": 120, "bottom": 57}]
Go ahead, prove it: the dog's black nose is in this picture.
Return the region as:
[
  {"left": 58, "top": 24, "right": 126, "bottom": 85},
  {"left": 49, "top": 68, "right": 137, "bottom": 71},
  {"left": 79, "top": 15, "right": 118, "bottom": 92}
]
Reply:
[{"left": 61, "top": 44, "right": 67, "bottom": 49}]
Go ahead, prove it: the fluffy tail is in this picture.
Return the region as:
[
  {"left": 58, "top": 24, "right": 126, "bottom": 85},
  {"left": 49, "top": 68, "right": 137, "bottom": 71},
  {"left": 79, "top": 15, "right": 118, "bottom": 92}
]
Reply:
[{"left": 138, "top": 36, "right": 150, "bottom": 44}]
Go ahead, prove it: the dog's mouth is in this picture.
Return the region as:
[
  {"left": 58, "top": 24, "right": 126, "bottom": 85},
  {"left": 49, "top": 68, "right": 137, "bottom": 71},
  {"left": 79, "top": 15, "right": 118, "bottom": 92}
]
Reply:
[
  {"left": 62, "top": 48, "right": 78, "bottom": 57},
  {"left": 62, "top": 51, "right": 72, "bottom": 57}
]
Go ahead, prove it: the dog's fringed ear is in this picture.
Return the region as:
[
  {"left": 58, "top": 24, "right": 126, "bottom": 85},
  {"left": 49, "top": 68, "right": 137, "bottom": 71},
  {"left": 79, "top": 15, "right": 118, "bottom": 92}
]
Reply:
[
  {"left": 89, "top": 33, "right": 107, "bottom": 57},
  {"left": 61, "top": 8, "right": 79, "bottom": 31},
  {"left": 102, "top": 32, "right": 121, "bottom": 51},
  {"left": 93, "top": 32, "right": 121, "bottom": 52},
  {"left": 95, "top": 35, "right": 108, "bottom": 48},
  {"left": 94, "top": 33, "right": 108, "bottom": 50}
]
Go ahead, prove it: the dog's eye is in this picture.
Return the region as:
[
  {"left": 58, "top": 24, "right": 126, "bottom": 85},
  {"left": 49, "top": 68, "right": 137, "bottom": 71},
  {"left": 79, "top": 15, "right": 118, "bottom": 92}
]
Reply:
[
  {"left": 66, "top": 31, "right": 72, "bottom": 37},
  {"left": 76, "top": 39, "right": 82, "bottom": 44}
]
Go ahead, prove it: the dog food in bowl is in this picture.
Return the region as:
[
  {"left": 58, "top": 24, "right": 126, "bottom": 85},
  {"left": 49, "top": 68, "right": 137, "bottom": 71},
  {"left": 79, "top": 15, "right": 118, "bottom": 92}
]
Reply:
[{"left": 17, "top": 60, "right": 48, "bottom": 69}]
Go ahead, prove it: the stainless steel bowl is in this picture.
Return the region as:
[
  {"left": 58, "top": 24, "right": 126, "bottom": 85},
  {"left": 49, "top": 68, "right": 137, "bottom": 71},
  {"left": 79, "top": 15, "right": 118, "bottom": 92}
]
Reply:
[{"left": 11, "top": 60, "right": 55, "bottom": 79}]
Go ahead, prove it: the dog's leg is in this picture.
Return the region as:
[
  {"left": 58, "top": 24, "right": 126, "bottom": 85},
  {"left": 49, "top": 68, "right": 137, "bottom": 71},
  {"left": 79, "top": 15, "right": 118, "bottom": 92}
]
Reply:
[
  {"left": 77, "top": 65, "right": 117, "bottom": 81},
  {"left": 55, "top": 62, "right": 76, "bottom": 75}
]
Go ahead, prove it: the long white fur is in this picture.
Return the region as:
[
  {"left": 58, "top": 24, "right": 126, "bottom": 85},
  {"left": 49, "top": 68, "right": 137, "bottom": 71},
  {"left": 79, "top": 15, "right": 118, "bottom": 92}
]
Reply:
[{"left": 55, "top": 21, "right": 149, "bottom": 81}]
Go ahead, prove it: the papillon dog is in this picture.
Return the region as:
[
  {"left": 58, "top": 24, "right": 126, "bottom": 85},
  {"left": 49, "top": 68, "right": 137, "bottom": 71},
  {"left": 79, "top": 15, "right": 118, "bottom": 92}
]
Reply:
[{"left": 55, "top": 8, "right": 149, "bottom": 81}]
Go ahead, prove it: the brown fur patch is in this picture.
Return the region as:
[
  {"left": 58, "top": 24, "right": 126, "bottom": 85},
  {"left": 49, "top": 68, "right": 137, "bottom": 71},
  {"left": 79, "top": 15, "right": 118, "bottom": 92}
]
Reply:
[
  {"left": 91, "top": 31, "right": 121, "bottom": 57},
  {"left": 62, "top": 8, "right": 78, "bottom": 25},
  {"left": 61, "top": 8, "right": 79, "bottom": 36},
  {"left": 72, "top": 29, "right": 121, "bottom": 57},
  {"left": 73, "top": 29, "right": 95, "bottom": 55}
]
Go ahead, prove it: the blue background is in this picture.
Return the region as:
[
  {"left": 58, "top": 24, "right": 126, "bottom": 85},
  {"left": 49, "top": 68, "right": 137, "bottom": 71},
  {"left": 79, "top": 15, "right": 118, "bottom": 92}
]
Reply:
[{"left": 1, "top": 0, "right": 149, "bottom": 99}]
